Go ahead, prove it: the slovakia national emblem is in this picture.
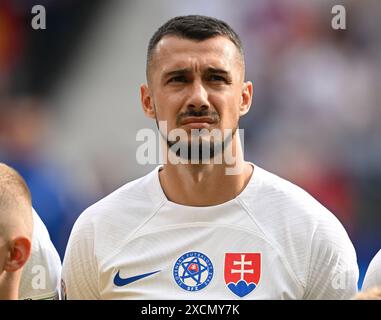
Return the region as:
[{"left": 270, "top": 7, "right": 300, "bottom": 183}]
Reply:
[{"left": 224, "top": 253, "right": 261, "bottom": 298}]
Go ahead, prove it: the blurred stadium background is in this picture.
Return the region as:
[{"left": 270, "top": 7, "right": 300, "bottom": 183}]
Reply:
[{"left": 1, "top": 0, "right": 380, "bottom": 289}]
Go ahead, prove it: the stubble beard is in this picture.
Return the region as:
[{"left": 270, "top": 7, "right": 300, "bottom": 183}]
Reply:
[{"left": 154, "top": 107, "right": 238, "bottom": 163}]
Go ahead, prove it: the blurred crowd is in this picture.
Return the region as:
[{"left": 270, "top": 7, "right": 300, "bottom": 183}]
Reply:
[
  {"left": 238, "top": 0, "right": 381, "bottom": 286},
  {"left": 1, "top": 0, "right": 380, "bottom": 287},
  {"left": 0, "top": 0, "right": 101, "bottom": 258}
]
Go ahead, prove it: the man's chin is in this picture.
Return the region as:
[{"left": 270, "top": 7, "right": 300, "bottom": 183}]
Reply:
[{"left": 167, "top": 141, "right": 223, "bottom": 162}]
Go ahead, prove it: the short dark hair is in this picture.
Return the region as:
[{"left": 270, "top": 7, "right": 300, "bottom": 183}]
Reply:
[{"left": 146, "top": 15, "right": 244, "bottom": 79}]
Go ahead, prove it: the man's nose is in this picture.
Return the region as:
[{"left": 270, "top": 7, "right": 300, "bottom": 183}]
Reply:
[{"left": 186, "top": 81, "right": 210, "bottom": 110}]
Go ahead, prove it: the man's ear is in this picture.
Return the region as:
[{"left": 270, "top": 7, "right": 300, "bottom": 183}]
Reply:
[
  {"left": 239, "top": 81, "right": 253, "bottom": 117},
  {"left": 4, "top": 237, "right": 32, "bottom": 272},
  {"left": 140, "top": 84, "right": 156, "bottom": 119}
]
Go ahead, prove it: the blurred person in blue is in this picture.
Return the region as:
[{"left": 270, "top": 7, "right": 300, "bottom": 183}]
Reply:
[
  {"left": 0, "top": 96, "right": 87, "bottom": 259},
  {"left": 62, "top": 15, "right": 358, "bottom": 300}
]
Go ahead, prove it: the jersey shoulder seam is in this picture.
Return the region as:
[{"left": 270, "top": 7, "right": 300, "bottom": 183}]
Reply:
[
  {"left": 237, "top": 197, "right": 306, "bottom": 292},
  {"left": 99, "top": 198, "right": 167, "bottom": 267}
]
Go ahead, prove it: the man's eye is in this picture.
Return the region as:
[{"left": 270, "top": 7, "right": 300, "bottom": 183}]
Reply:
[
  {"left": 168, "top": 76, "right": 187, "bottom": 83},
  {"left": 209, "top": 75, "right": 227, "bottom": 82}
]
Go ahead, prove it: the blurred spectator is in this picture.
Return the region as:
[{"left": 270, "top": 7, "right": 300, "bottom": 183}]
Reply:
[
  {"left": 0, "top": 0, "right": 25, "bottom": 93},
  {"left": 0, "top": 96, "right": 90, "bottom": 259},
  {"left": 239, "top": 0, "right": 381, "bottom": 286}
]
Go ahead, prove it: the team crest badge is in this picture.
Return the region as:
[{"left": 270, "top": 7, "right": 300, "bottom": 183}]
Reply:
[
  {"left": 224, "top": 253, "right": 261, "bottom": 298},
  {"left": 173, "top": 251, "right": 214, "bottom": 291}
]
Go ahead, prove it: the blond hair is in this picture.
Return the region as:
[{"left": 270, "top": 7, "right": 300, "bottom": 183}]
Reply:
[
  {"left": 0, "top": 163, "right": 33, "bottom": 240},
  {"left": 354, "top": 286, "right": 381, "bottom": 300}
]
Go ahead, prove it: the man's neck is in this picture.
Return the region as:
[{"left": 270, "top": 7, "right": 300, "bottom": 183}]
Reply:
[{"left": 159, "top": 160, "right": 253, "bottom": 206}]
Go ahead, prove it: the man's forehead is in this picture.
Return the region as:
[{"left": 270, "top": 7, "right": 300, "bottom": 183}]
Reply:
[
  {"left": 156, "top": 35, "right": 238, "bottom": 56},
  {"left": 152, "top": 35, "right": 242, "bottom": 73}
]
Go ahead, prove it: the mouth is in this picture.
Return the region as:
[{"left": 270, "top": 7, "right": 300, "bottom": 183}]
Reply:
[{"left": 180, "top": 117, "right": 215, "bottom": 129}]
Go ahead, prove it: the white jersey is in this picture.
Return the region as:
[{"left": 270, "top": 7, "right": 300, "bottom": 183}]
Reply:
[
  {"left": 19, "top": 209, "right": 62, "bottom": 300},
  {"left": 62, "top": 165, "right": 358, "bottom": 299},
  {"left": 362, "top": 250, "right": 381, "bottom": 291}
]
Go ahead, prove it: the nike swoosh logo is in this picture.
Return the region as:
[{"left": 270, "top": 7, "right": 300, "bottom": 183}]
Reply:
[{"left": 113, "top": 270, "right": 161, "bottom": 287}]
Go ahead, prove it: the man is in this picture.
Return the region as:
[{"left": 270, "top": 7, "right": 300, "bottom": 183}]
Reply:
[
  {"left": 19, "top": 208, "right": 62, "bottom": 300},
  {"left": 0, "top": 163, "right": 33, "bottom": 300},
  {"left": 361, "top": 250, "right": 381, "bottom": 292},
  {"left": 62, "top": 15, "right": 358, "bottom": 299},
  {"left": 0, "top": 163, "right": 61, "bottom": 299}
]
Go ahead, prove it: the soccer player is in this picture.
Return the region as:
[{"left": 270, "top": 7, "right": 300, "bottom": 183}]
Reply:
[
  {"left": 62, "top": 15, "right": 358, "bottom": 299},
  {"left": 19, "top": 208, "right": 62, "bottom": 300},
  {"left": 0, "top": 163, "right": 33, "bottom": 300},
  {"left": 362, "top": 250, "right": 381, "bottom": 292}
]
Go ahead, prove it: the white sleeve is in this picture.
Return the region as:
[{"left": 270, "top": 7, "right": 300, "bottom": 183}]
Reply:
[
  {"left": 303, "top": 216, "right": 359, "bottom": 299},
  {"left": 19, "top": 209, "right": 62, "bottom": 300},
  {"left": 362, "top": 250, "right": 381, "bottom": 291},
  {"left": 61, "top": 212, "right": 99, "bottom": 299}
]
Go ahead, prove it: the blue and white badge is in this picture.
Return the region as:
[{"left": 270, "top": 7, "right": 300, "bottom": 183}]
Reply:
[{"left": 173, "top": 251, "right": 213, "bottom": 291}]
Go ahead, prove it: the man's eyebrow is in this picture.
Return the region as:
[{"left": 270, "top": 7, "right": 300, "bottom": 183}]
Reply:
[
  {"left": 206, "top": 67, "right": 230, "bottom": 75},
  {"left": 162, "top": 69, "right": 189, "bottom": 78},
  {"left": 162, "top": 67, "right": 232, "bottom": 80}
]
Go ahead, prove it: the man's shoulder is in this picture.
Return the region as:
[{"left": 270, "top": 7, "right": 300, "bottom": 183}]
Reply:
[
  {"left": 31, "top": 209, "right": 58, "bottom": 246},
  {"left": 243, "top": 166, "right": 357, "bottom": 292},
  {"left": 257, "top": 166, "right": 313, "bottom": 196},
  {"left": 363, "top": 249, "right": 381, "bottom": 290},
  {"left": 371, "top": 250, "right": 381, "bottom": 265},
  {"left": 242, "top": 166, "right": 349, "bottom": 242},
  {"left": 19, "top": 209, "right": 61, "bottom": 300},
  {"left": 246, "top": 166, "right": 329, "bottom": 218},
  {"left": 72, "top": 167, "right": 163, "bottom": 235},
  {"left": 65, "top": 168, "right": 166, "bottom": 266}
]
